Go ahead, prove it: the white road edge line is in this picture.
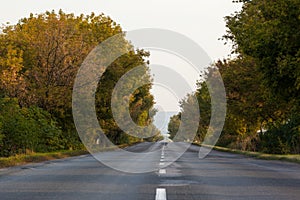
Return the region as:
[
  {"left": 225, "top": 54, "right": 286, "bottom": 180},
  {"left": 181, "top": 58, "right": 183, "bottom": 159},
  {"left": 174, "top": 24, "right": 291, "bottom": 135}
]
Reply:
[{"left": 155, "top": 188, "right": 167, "bottom": 200}]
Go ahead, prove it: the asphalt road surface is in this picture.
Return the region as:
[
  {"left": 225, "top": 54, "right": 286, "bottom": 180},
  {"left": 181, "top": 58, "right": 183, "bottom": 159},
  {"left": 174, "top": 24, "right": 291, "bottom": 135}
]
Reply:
[{"left": 0, "top": 142, "right": 299, "bottom": 200}]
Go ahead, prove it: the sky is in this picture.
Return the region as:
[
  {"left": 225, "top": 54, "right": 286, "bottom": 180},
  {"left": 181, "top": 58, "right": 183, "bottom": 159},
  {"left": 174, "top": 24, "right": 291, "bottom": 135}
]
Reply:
[{"left": 0, "top": 0, "right": 242, "bottom": 112}]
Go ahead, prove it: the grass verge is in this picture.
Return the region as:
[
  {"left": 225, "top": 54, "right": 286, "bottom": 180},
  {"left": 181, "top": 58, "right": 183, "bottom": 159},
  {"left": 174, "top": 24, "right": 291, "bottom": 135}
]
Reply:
[
  {"left": 194, "top": 143, "right": 300, "bottom": 164},
  {"left": 0, "top": 142, "right": 141, "bottom": 169},
  {"left": 0, "top": 150, "right": 88, "bottom": 168}
]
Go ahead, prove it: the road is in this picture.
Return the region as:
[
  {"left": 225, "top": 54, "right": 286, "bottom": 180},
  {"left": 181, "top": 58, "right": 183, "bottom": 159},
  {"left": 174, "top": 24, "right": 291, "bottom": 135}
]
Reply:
[{"left": 0, "top": 142, "right": 299, "bottom": 200}]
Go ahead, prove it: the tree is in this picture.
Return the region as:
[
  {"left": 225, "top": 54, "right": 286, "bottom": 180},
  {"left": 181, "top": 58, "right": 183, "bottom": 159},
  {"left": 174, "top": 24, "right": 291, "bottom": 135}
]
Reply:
[
  {"left": 195, "top": 82, "right": 211, "bottom": 143},
  {"left": 222, "top": 0, "right": 300, "bottom": 153},
  {"left": 0, "top": 10, "right": 123, "bottom": 117},
  {"left": 0, "top": 43, "right": 25, "bottom": 98},
  {"left": 0, "top": 10, "right": 124, "bottom": 148},
  {"left": 215, "top": 57, "right": 291, "bottom": 150},
  {"left": 0, "top": 10, "right": 158, "bottom": 150},
  {"left": 224, "top": 0, "right": 300, "bottom": 102},
  {"left": 96, "top": 49, "right": 159, "bottom": 144},
  {"left": 168, "top": 114, "right": 181, "bottom": 140},
  {"left": 172, "top": 56, "right": 294, "bottom": 152},
  {"left": 0, "top": 10, "right": 159, "bottom": 155},
  {"left": 167, "top": 0, "right": 300, "bottom": 154}
]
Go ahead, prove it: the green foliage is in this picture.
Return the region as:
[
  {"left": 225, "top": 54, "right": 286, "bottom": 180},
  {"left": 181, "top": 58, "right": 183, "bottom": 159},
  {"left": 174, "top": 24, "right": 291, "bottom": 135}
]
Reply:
[
  {"left": 170, "top": 55, "right": 299, "bottom": 154},
  {"left": 221, "top": 0, "right": 300, "bottom": 153},
  {"left": 0, "top": 10, "right": 123, "bottom": 116},
  {"left": 225, "top": 0, "right": 300, "bottom": 101},
  {"left": 195, "top": 82, "right": 211, "bottom": 143},
  {"left": 259, "top": 114, "right": 300, "bottom": 154},
  {"left": 0, "top": 120, "right": 3, "bottom": 147},
  {"left": 167, "top": 93, "right": 200, "bottom": 142},
  {"left": 0, "top": 10, "right": 125, "bottom": 152},
  {"left": 166, "top": 0, "right": 300, "bottom": 155},
  {"left": 96, "top": 49, "right": 158, "bottom": 144},
  {"left": 0, "top": 98, "right": 63, "bottom": 157},
  {"left": 215, "top": 57, "right": 292, "bottom": 150},
  {"left": 0, "top": 10, "right": 158, "bottom": 156},
  {"left": 168, "top": 114, "right": 181, "bottom": 140}
]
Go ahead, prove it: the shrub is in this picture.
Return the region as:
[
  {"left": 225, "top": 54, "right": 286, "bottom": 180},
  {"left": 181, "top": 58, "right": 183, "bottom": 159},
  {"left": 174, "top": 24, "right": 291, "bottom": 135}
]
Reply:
[
  {"left": 0, "top": 98, "right": 64, "bottom": 157},
  {"left": 259, "top": 114, "right": 300, "bottom": 154}
]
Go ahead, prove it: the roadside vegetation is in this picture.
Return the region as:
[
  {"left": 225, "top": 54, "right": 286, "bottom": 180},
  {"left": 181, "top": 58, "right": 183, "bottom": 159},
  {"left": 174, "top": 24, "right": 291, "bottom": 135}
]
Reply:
[
  {"left": 168, "top": 0, "right": 300, "bottom": 155},
  {"left": 0, "top": 142, "right": 138, "bottom": 168},
  {"left": 1, "top": 1, "right": 299, "bottom": 163},
  {"left": 0, "top": 150, "right": 88, "bottom": 168},
  {"left": 0, "top": 10, "right": 160, "bottom": 159},
  {"left": 194, "top": 143, "right": 300, "bottom": 164}
]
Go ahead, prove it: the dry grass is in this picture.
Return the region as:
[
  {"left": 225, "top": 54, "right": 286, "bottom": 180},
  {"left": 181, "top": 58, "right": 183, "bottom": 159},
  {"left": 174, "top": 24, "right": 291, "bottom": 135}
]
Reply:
[
  {"left": 0, "top": 142, "right": 140, "bottom": 168},
  {"left": 195, "top": 143, "right": 300, "bottom": 164},
  {"left": 0, "top": 150, "right": 89, "bottom": 168}
]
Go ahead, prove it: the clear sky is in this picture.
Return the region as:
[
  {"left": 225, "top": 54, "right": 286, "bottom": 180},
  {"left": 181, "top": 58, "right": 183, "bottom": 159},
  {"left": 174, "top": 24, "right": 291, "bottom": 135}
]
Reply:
[{"left": 0, "top": 0, "right": 242, "bottom": 112}]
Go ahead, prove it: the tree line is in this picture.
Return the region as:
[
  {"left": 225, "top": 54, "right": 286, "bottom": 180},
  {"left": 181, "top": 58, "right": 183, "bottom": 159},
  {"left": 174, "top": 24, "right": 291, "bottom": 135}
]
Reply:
[
  {"left": 0, "top": 10, "right": 159, "bottom": 157},
  {"left": 168, "top": 0, "right": 300, "bottom": 154}
]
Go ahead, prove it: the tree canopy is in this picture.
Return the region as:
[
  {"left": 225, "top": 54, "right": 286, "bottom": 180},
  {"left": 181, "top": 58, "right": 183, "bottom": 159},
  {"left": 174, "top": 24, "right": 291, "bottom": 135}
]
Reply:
[
  {"left": 224, "top": 0, "right": 300, "bottom": 101},
  {"left": 168, "top": 0, "right": 300, "bottom": 154},
  {"left": 0, "top": 10, "right": 159, "bottom": 156}
]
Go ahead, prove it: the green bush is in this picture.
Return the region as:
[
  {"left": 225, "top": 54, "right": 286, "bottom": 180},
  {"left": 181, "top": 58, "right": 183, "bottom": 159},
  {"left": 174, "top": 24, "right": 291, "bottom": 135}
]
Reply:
[
  {"left": 259, "top": 114, "right": 300, "bottom": 154},
  {"left": 0, "top": 98, "right": 64, "bottom": 157},
  {"left": 0, "top": 120, "right": 3, "bottom": 147}
]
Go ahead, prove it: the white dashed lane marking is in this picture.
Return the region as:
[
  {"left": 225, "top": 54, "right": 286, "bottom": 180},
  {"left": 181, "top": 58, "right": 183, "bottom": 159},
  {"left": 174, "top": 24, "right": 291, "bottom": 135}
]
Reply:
[
  {"left": 156, "top": 145, "right": 167, "bottom": 199},
  {"left": 155, "top": 188, "right": 167, "bottom": 200}
]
